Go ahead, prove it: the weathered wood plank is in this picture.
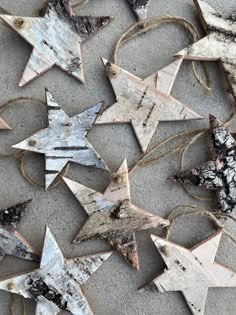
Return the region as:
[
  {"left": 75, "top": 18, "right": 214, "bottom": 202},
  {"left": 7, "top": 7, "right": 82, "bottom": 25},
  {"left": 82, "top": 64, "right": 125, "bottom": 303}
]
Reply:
[
  {"left": 141, "top": 230, "right": 236, "bottom": 315},
  {"left": 63, "top": 159, "right": 170, "bottom": 270},
  {"left": 0, "top": 0, "right": 113, "bottom": 86},
  {"left": 12, "top": 89, "right": 109, "bottom": 190},
  {"left": 96, "top": 58, "right": 202, "bottom": 153},
  {"left": 171, "top": 115, "right": 236, "bottom": 213},
  {"left": 175, "top": 0, "right": 236, "bottom": 101},
  {"left": 0, "top": 226, "right": 112, "bottom": 315}
]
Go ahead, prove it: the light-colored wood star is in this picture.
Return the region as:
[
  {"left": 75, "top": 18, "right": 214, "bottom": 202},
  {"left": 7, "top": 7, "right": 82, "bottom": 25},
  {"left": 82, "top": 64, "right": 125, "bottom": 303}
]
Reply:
[
  {"left": 63, "top": 159, "right": 170, "bottom": 270},
  {"left": 0, "top": 226, "right": 112, "bottom": 315},
  {"left": 12, "top": 89, "right": 109, "bottom": 190},
  {"left": 175, "top": 0, "right": 236, "bottom": 100},
  {"left": 0, "top": 116, "right": 11, "bottom": 130},
  {"left": 0, "top": 200, "right": 39, "bottom": 262},
  {"left": 96, "top": 58, "right": 202, "bottom": 153},
  {"left": 145, "top": 230, "right": 236, "bottom": 315},
  {"left": 127, "top": 0, "right": 150, "bottom": 20},
  {"left": 0, "top": 0, "right": 113, "bottom": 86},
  {"left": 172, "top": 115, "right": 236, "bottom": 213}
]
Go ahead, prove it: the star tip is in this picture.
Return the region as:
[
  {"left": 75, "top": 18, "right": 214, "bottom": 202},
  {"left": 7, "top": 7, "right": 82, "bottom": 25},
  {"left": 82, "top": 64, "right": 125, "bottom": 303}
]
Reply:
[
  {"left": 101, "top": 57, "right": 109, "bottom": 65},
  {"left": 150, "top": 234, "right": 158, "bottom": 242},
  {"left": 18, "top": 79, "right": 26, "bottom": 88}
]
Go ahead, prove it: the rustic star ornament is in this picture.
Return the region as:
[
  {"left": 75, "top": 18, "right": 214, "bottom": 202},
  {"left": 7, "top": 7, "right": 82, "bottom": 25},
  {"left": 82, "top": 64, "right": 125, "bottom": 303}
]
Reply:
[
  {"left": 12, "top": 89, "right": 109, "bottom": 190},
  {"left": 127, "top": 0, "right": 150, "bottom": 20},
  {"left": 0, "top": 226, "right": 112, "bottom": 315},
  {"left": 0, "top": 0, "right": 113, "bottom": 86},
  {"left": 63, "top": 159, "right": 170, "bottom": 270},
  {"left": 142, "top": 230, "right": 236, "bottom": 315},
  {"left": 96, "top": 58, "right": 202, "bottom": 153},
  {"left": 172, "top": 115, "right": 236, "bottom": 213},
  {"left": 0, "top": 200, "right": 39, "bottom": 262},
  {"left": 175, "top": 0, "right": 236, "bottom": 100}
]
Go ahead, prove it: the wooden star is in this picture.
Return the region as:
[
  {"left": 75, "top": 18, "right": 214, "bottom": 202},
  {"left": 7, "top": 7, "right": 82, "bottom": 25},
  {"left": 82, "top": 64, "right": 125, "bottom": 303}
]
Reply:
[
  {"left": 0, "top": 200, "right": 39, "bottom": 262},
  {"left": 175, "top": 0, "right": 236, "bottom": 100},
  {"left": 0, "top": 226, "right": 112, "bottom": 315},
  {"left": 0, "top": 116, "right": 11, "bottom": 130},
  {"left": 62, "top": 159, "right": 170, "bottom": 270},
  {"left": 143, "top": 230, "right": 236, "bottom": 315},
  {"left": 172, "top": 115, "right": 236, "bottom": 213},
  {"left": 127, "top": 0, "right": 150, "bottom": 20},
  {"left": 0, "top": 0, "right": 113, "bottom": 86},
  {"left": 12, "top": 89, "right": 109, "bottom": 190},
  {"left": 96, "top": 58, "right": 202, "bottom": 153}
]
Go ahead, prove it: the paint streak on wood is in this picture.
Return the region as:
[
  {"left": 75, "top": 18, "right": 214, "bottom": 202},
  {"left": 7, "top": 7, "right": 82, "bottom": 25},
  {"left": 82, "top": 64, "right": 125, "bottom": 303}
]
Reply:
[
  {"left": 127, "top": 0, "right": 150, "bottom": 20},
  {"left": 142, "top": 230, "right": 236, "bottom": 315},
  {"left": 12, "top": 89, "right": 109, "bottom": 190},
  {"left": 175, "top": 0, "right": 236, "bottom": 101},
  {"left": 0, "top": 0, "right": 113, "bottom": 86},
  {"left": 96, "top": 58, "right": 202, "bottom": 153},
  {"left": 63, "top": 159, "right": 170, "bottom": 270},
  {"left": 0, "top": 226, "right": 112, "bottom": 315},
  {"left": 172, "top": 115, "right": 236, "bottom": 213}
]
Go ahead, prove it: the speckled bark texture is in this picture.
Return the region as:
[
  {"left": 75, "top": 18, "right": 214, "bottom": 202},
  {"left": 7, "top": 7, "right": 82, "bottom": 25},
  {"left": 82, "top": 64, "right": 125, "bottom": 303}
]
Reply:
[
  {"left": 0, "top": 227, "right": 112, "bottom": 315},
  {"left": 0, "top": 0, "right": 113, "bottom": 86},
  {"left": 12, "top": 89, "right": 109, "bottom": 190},
  {"left": 142, "top": 231, "right": 236, "bottom": 315},
  {"left": 96, "top": 58, "right": 202, "bottom": 153},
  {"left": 172, "top": 115, "right": 236, "bottom": 213},
  {"left": 63, "top": 159, "right": 169, "bottom": 270}
]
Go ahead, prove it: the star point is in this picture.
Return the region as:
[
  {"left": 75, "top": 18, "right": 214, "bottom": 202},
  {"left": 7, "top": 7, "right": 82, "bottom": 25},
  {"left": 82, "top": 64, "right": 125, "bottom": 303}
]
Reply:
[
  {"left": 0, "top": 0, "right": 113, "bottom": 86},
  {"left": 145, "top": 230, "right": 236, "bottom": 315},
  {"left": 174, "top": 0, "right": 236, "bottom": 100},
  {"left": 0, "top": 116, "right": 11, "bottom": 130},
  {"left": 0, "top": 226, "right": 112, "bottom": 315},
  {"left": 96, "top": 58, "right": 202, "bottom": 153},
  {"left": 63, "top": 159, "right": 170, "bottom": 270},
  {"left": 171, "top": 115, "right": 236, "bottom": 213},
  {"left": 127, "top": 0, "right": 150, "bottom": 20},
  {"left": 12, "top": 89, "right": 109, "bottom": 190}
]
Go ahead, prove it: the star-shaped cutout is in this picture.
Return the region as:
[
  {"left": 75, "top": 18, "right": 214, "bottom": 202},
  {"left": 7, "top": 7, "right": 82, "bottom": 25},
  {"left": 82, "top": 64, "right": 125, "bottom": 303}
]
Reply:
[
  {"left": 0, "top": 200, "right": 39, "bottom": 262},
  {"left": 175, "top": 0, "right": 236, "bottom": 100},
  {"left": 96, "top": 58, "right": 202, "bottom": 153},
  {"left": 63, "top": 159, "right": 170, "bottom": 270},
  {"left": 127, "top": 0, "right": 150, "bottom": 20},
  {"left": 12, "top": 89, "right": 109, "bottom": 190},
  {"left": 0, "top": 226, "right": 112, "bottom": 315},
  {"left": 172, "top": 115, "right": 236, "bottom": 213},
  {"left": 0, "top": 116, "right": 11, "bottom": 130},
  {"left": 143, "top": 230, "right": 236, "bottom": 315},
  {"left": 0, "top": 0, "right": 113, "bottom": 86}
]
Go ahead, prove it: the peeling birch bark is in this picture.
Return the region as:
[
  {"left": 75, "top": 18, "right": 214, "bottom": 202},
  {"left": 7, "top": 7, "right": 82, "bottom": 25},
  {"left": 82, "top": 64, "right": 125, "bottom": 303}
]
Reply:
[
  {"left": 0, "top": 0, "right": 113, "bottom": 86},
  {"left": 175, "top": 0, "right": 236, "bottom": 101},
  {"left": 63, "top": 159, "right": 170, "bottom": 270},
  {"left": 12, "top": 89, "right": 109, "bottom": 190},
  {"left": 96, "top": 58, "right": 202, "bottom": 153},
  {"left": 127, "top": 0, "right": 150, "bottom": 20},
  {"left": 0, "top": 200, "right": 39, "bottom": 262},
  {"left": 140, "top": 230, "right": 236, "bottom": 315},
  {"left": 0, "top": 226, "right": 112, "bottom": 315},
  {"left": 171, "top": 115, "right": 236, "bottom": 213}
]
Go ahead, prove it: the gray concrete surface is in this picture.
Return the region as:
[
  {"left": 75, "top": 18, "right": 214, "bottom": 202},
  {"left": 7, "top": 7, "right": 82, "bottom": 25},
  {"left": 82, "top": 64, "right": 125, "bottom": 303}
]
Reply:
[{"left": 0, "top": 0, "right": 235, "bottom": 314}]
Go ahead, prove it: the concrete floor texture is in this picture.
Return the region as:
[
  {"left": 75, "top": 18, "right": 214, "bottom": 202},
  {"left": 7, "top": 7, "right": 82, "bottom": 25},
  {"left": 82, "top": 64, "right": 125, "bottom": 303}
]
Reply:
[{"left": 0, "top": 0, "right": 235, "bottom": 314}]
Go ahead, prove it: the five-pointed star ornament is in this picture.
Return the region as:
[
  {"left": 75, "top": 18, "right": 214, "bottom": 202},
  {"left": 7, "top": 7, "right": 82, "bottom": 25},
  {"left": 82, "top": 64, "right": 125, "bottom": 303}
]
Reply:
[
  {"left": 96, "top": 58, "right": 202, "bottom": 153},
  {"left": 127, "top": 0, "right": 150, "bottom": 20},
  {"left": 0, "top": 0, "right": 113, "bottom": 87},
  {"left": 141, "top": 230, "right": 236, "bottom": 315},
  {"left": 175, "top": 0, "right": 236, "bottom": 100},
  {"left": 0, "top": 200, "right": 39, "bottom": 263},
  {"left": 62, "top": 159, "right": 170, "bottom": 270},
  {"left": 171, "top": 115, "right": 236, "bottom": 213},
  {"left": 0, "top": 226, "right": 112, "bottom": 315},
  {"left": 12, "top": 89, "right": 109, "bottom": 190}
]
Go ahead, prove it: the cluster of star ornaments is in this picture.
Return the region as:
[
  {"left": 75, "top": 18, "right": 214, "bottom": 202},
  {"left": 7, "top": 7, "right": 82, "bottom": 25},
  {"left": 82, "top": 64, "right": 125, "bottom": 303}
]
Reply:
[{"left": 0, "top": 0, "right": 236, "bottom": 314}]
